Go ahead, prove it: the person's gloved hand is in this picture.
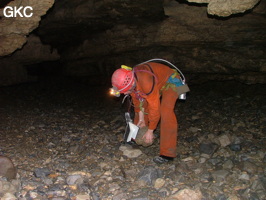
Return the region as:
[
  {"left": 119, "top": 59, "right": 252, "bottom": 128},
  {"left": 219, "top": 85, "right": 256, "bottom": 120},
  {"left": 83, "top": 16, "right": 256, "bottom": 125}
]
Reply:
[{"left": 142, "top": 129, "right": 154, "bottom": 144}]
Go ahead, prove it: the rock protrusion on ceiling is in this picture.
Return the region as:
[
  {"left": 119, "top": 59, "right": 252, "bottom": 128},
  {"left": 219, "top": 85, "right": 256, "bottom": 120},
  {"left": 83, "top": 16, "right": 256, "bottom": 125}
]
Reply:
[
  {"left": 37, "top": 0, "right": 165, "bottom": 50},
  {"left": 0, "top": 0, "right": 55, "bottom": 56},
  {"left": 0, "top": 34, "right": 60, "bottom": 86},
  {"left": 186, "top": 0, "right": 261, "bottom": 17},
  {"left": 6, "top": 34, "right": 60, "bottom": 64},
  {"left": 60, "top": 0, "right": 265, "bottom": 84}
]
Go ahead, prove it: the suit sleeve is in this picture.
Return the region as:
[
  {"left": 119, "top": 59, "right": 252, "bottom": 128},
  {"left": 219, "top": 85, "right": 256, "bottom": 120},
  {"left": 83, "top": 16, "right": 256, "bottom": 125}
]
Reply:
[
  {"left": 145, "top": 85, "right": 161, "bottom": 130},
  {"left": 133, "top": 64, "right": 163, "bottom": 130}
]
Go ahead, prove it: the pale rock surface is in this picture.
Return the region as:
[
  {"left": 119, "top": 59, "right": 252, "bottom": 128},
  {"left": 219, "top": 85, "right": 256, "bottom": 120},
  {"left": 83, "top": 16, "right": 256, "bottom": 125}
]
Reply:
[
  {"left": 218, "top": 134, "right": 232, "bottom": 147},
  {"left": 119, "top": 145, "right": 143, "bottom": 158},
  {"left": 167, "top": 188, "right": 203, "bottom": 200},
  {"left": 186, "top": 0, "right": 261, "bottom": 17},
  {"left": 1, "top": 193, "right": 17, "bottom": 200},
  {"left": 0, "top": 0, "right": 55, "bottom": 56},
  {"left": 76, "top": 194, "right": 92, "bottom": 200},
  {"left": 154, "top": 178, "right": 166, "bottom": 189},
  {"left": 123, "top": 149, "right": 142, "bottom": 158},
  {"left": 0, "top": 179, "right": 21, "bottom": 196},
  {"left": 208, "top": 0, "right": 261, "bottom": 17}
]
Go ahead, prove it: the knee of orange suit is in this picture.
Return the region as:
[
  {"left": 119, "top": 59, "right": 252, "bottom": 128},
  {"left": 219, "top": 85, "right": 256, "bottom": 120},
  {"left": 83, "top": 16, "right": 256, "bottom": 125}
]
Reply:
[
  {"left": 160, "top": 106, "right": 176, "bottom": 119},
  {"left": 160, "top": 107, "right": 178, "bottom": 128},
  {"left": 161, "top": 88, "right": 178, "bottom": 108}
]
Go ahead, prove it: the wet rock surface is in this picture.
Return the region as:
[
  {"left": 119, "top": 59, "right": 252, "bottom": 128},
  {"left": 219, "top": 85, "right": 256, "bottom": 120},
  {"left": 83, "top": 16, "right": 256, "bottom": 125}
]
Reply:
[{"left": 0, "top": 78, "right": 265, "bottom": 200}]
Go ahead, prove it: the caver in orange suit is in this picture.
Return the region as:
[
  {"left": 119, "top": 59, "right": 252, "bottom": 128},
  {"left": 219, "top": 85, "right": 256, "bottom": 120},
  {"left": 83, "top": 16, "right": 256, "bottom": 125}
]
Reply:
[{"left": 131, "top": 62, "right": 179, "bottom": 158}]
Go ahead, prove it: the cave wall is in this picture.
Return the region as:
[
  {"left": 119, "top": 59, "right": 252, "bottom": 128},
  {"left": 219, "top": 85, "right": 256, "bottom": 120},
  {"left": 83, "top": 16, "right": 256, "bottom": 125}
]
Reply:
[
  {"left": 0, "top": 0, "right": 265, "bottom": 86},
  {"left": 58, "top": 0, "right": 266, "bottom": 84},
  {"left": 0, "top": 35, "right": 60, "bottom": 86},
  {"left": 0, "top": 0, "right": 57, "bottom": 86}
]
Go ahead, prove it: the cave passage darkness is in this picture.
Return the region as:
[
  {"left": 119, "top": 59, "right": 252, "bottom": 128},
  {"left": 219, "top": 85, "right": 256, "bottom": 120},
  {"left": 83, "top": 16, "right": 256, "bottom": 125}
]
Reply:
[{"left": 0, "top": 0, "right": 266, "bottom": 199}]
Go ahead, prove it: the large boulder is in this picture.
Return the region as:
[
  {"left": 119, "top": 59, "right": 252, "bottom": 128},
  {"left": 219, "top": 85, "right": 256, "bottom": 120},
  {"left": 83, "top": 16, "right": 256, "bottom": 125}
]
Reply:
[{"left": 0, "top": 156, "right": 16, "bottom": 180}]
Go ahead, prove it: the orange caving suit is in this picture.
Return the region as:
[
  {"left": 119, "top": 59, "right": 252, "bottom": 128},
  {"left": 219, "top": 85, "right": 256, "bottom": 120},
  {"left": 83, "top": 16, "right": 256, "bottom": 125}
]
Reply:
[{"left": 131, "top": 62, "right": 179, "bottom": 157}]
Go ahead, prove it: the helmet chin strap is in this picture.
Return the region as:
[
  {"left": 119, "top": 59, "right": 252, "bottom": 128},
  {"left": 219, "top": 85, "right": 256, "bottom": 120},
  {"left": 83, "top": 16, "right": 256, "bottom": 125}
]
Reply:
[
  {"left": 122, "top": 80, "right": 136, "bottom": 104},
  {"left": 122, "top": 94, "right": 129, "bottom": 104}
]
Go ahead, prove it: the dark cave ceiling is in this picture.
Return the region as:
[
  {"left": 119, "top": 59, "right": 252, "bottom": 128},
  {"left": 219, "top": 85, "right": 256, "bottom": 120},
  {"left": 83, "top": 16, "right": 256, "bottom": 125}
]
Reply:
[
  {"left": 37, "top": 0, "right": 166, "bottom": 50},
  {"left": 0, "top": 0, "right": 265, "bottom": 86}
]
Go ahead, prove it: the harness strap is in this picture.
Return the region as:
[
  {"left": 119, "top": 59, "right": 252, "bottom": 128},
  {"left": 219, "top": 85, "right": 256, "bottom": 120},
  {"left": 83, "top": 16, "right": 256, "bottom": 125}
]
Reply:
[{"left": 133, "top": 63, "right": 156, "bottom": 96}]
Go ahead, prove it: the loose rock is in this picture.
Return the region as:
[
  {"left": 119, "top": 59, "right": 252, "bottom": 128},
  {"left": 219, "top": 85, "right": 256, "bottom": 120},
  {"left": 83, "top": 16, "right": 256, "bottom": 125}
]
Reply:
[
  {"left": 167, "top": 188, "right": 203, "bottom": 200},
  {"left": 0, "top": 80, "right": 265, "bottom": 199},
  {"left": 135, "top": 127, "right": 153, "bottom": 147},
  {"left": 0, "top": 156, "right": 16, "bottom": 180}
]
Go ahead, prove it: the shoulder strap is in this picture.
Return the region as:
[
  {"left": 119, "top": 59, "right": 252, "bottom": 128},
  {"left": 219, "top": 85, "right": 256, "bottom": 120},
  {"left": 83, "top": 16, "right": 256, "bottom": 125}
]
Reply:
[
  {"left": 134, "top": 63, "right": 156, "bottom": 96},
  {"left": 144, "top": 63, "right": 155, "bottom": 95}
]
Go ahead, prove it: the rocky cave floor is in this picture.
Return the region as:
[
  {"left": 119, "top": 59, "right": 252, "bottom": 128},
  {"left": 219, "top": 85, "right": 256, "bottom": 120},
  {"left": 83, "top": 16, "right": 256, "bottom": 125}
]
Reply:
[{"left": 0, "top": 77, "right": 265, "bottom": 200}]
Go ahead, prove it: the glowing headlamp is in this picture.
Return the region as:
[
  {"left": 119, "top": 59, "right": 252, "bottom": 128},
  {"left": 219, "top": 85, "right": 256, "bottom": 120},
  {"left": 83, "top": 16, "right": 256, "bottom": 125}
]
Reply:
[{"left": 109, "top": 87, "right": 121, "bottom": 97}]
